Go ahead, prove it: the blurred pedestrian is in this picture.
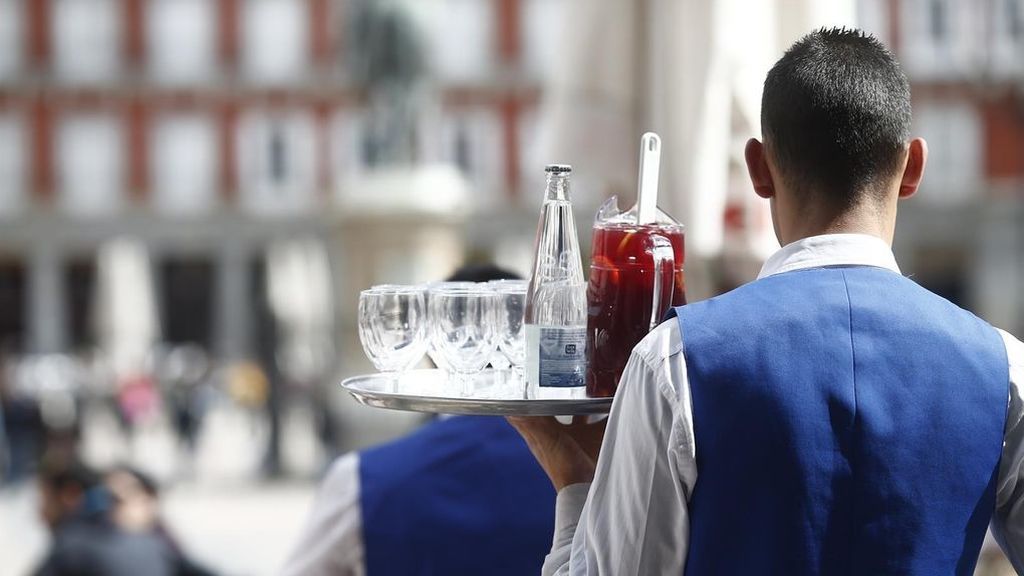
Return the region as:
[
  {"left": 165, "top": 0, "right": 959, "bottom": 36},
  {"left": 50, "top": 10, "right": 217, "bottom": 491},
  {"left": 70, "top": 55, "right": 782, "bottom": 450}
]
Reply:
[
  {"left": 35, "top": 457, "right": 101, "bottom": 533},
  {"left": 2, "top": 383, "right": 45, "bottom": 482},
  {"left": 32, "top": 458, "right": 217, "bottom": 576},
  {"left": 158, "top": 346, "right": 214, "bottom": 469},
  {"left": 0, "top": 347, "right": 9, "bottom": 480},
  {"left": 34, "top": 457, "right": 170, "bottom": 576},
  {"left": 104, "top": 466, "right": 217, "bottom": 576},
  {"left": 0, "top": 399, "right": 7, "bottom": 481},
  {"left": 281, "top": 264, "right": 555, "bottom": 576}
]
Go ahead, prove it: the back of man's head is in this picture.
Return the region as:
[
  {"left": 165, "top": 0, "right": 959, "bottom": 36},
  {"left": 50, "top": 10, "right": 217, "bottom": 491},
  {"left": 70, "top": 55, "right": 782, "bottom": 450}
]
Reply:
[
  {"left": 762, "top": 27, "right": 911, "bottom": 208},
  {"left": 446, "top": 264, "right": 522, "bottom": 283}
]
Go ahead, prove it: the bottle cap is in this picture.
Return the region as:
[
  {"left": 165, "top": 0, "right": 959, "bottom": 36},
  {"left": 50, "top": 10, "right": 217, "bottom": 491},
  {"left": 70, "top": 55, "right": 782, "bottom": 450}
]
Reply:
[{"left": 544, "top": 164, "right": 572, "bottom": 174}]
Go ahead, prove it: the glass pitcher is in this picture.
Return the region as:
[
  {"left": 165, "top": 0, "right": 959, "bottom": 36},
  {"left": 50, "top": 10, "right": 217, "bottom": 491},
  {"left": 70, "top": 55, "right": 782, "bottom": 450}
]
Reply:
[{"left": 585, "top": 196, "right": 686, "bottom": 397}]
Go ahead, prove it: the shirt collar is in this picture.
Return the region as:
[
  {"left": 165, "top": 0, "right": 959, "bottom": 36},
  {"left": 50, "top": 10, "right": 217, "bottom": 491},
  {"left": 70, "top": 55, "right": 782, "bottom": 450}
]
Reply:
[{"left": 757, "top": 233, "right": 901, "bottom": 280}]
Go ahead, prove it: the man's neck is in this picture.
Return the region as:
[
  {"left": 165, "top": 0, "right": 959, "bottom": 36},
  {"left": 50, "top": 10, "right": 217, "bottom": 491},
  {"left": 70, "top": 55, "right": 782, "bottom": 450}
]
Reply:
[{"left": 780, "top": 203, "right": 894, "bottom": 247}]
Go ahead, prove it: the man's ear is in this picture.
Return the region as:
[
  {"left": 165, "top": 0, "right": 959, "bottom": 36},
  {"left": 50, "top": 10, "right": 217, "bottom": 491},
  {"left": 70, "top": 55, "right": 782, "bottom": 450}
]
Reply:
[
  {"left": 899, "top": 138, "right": 927, "bottom": 199},
  {"left": 745, "top": 138, "right": 775, "bottom": 199}
]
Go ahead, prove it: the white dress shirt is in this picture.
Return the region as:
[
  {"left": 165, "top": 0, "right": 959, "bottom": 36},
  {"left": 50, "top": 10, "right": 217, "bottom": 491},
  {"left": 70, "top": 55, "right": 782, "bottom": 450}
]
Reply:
[
  {"left": 544, "top": 233, "right": 1024, "bottom": 575},
  {"left": 281, "top": 453, "right": 366, "bottom": 576}
]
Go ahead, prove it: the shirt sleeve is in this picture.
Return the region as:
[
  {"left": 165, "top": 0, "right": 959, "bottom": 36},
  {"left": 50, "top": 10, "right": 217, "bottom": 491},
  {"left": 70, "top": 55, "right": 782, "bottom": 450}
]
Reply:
[
  {"left": 280, "top": 453, "right": 366, "bottom": 576},
  {"left": 543, "top": 322, "right": 697, "bottom": 575},
  {"left": 990, "top": 329, "right": 1024, "bottom": 571}
]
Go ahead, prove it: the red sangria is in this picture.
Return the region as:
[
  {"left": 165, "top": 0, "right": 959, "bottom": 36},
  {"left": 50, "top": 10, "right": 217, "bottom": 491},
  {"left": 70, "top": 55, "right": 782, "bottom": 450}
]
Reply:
[{"left": 585, "top": 203, "right": 686, "bottom": 397}]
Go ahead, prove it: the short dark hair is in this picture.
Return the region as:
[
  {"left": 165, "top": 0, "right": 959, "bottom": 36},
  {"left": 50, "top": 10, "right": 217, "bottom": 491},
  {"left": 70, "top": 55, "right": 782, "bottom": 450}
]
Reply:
[
  {"left": 38, "top": 457, "right": 98, "bottom": 493},
  {"left": 446, "top": 264, "right": 521, "bottom": 283},
  {"left": 761, "top": 27, "right": 911, "bottom": 207}
]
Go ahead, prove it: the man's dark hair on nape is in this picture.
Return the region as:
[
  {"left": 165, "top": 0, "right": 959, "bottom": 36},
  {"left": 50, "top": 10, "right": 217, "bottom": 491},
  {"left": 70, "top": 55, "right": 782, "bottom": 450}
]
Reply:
[{"left": 761, "top": 27, "right": 912, "bottom": 208}]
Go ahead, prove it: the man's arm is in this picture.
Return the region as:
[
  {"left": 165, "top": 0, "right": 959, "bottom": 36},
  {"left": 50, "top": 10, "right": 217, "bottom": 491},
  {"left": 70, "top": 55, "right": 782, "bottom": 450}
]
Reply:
[
  {"left": 512, "top": 322, "right": 696, "bottom": 574},
  {"left": 991, "top": 329, "right": 1024, "bottom": 571},
  {"left": 280, "top": 453, "right": 365, "bottom": 576}
]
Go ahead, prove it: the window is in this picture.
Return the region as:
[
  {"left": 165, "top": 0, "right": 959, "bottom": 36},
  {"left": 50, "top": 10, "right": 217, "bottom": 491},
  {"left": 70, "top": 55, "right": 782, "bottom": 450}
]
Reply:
[
  {"left": 0, "top": 113, "right": 26, "bottom": 217},
  {"left": 151, "top": 111, "right": 218, "bottom": 215},
  {"left": 53, "top": 0, "right": 120, "bottom": 84},
  {"left": 518, "top": 106, "right": 542, "bottom": 199},
  {"left": 160, "top": 258, "right": 215, "bottom": 348},
  {"left": 912, "top": 103, "right": 982, "bottom": 205},
  {"left": 855, "top": 0, "right": 890, "bottom": 44},
  {"left": 439, "top": 108, "right": 502, "bottom": 203},
  {"left": 241, "top": 0, "right": 309, "bottom": 85},
  {"left": 330, "top": 109, "right": 366, "bottom": 189},
  {"left": 0, "top": 260, "right": 26, "bottom": 351},
  {"left": 991, "top": 0, "right": 1024, "bottom": 77},
  {"left": 1008, "top": 0, "right": 1023, "bottom": 39},
  {"left": 237, "top": 109, "right": 317, "bottom": 215},
  {"left": 0, "top": 0, "right": 22, "bottom": 80},
  {"left": 406, "top": 0, "right": 494, "bottom": 82},
  {"left": 57, "top": 113, "right": 124, "bottom": 217},
  {"left": 900, "top": 0, "right": 982, "bottom": 80},
  {"left": 64, "top": 259, "right": 96, "bottom": 351},
  {"left": 928, "top": 0, "right": 946, "bottom": 41},
  {"left": 148, "top": 0, "right": 216, "bottom": 85},
  {"left": 523, "top": 0, "right": 569, "bottom": 81}
]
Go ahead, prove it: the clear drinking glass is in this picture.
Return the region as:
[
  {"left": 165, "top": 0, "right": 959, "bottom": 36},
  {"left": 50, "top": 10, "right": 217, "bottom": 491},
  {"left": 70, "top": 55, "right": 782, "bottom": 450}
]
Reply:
[
  {"left": 358, "top": 285, "right": 428, "bottom": 376},
  {"left": 494, "top": 281, "right": 528, "bottom": 382},
  {"left": 429, "top": 287, "right": 498, "bottom": 395},
  {"left": 424, "top": 282, "right": 477, "bottom": 370},
  {"left": 484, "top": 280, "right": 518, "bottom": 371}
]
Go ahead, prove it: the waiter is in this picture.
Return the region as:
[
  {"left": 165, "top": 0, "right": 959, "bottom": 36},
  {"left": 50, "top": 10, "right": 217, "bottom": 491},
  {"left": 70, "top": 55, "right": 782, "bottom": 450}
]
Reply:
[
  {"left": 511, "top": 27, "right": 1024, "bottom": 575},
  {"left": 282, "top": 265, "right": 555, "bottom": 576}
]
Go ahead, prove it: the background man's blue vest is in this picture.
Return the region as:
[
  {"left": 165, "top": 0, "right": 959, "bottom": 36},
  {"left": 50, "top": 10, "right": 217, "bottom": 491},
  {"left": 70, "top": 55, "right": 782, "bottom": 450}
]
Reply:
[
  {"left": 359, "top": 415, "right": 555, "bottom": 575},
  {"left": 669, "top": 266, "right": 1008, "bottom": 575}
]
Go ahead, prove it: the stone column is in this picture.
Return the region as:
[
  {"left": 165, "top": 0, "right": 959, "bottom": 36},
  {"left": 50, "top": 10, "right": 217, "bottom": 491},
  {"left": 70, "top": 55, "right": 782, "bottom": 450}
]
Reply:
[
  {"left": 216, "top": 239, "right": 251, "bottom": 360},
  {"left": 27, "top": 242, "right": 66, "bottom": 354}
]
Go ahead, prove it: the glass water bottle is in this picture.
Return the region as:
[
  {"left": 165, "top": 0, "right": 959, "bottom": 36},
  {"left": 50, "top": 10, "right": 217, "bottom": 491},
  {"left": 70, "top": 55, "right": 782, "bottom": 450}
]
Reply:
[{"left": 524, "top": 164, "right": 588, "bottom": 399}]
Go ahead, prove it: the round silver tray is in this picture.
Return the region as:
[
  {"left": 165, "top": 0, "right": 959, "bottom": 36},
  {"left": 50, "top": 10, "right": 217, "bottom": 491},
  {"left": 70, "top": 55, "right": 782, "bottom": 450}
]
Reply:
[{"left": 340, "top": 369, "right": 612, "bottom": 416}]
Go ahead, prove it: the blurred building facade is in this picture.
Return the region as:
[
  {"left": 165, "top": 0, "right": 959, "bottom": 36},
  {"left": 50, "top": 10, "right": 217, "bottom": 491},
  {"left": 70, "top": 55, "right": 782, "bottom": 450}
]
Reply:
[
  {"left": 0, "top": 0, "right": 565, "bottom": 364},
  {"left": 859, "top": 0, "right": 1024, "bottom": 335},
  {"left": 0, "top": 0, "right": 1020, "bottom": 358}
]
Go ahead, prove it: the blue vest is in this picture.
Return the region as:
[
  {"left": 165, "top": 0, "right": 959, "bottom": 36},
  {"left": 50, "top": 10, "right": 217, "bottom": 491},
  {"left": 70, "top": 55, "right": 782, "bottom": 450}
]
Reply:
[
  {"left": 669, "top": 266, "right": 1008, "bottom": 575},
  {"left": 359, "top": 415, "right": 555, "bottom": 576}
]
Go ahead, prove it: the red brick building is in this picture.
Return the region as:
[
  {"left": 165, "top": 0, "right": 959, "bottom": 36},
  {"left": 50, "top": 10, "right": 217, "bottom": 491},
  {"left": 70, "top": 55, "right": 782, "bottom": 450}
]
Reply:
[
  {"left": 859, "top": 0, "right": 1024, "bottom": 332},
  {"left": 0, "top": 0, "right": 563, "bottom": 357}
]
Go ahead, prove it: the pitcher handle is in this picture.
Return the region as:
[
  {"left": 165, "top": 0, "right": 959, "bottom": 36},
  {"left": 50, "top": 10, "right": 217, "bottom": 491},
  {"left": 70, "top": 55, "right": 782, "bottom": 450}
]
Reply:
[{"left": 645, "top": 234, "right": 676, "bottom": 331}]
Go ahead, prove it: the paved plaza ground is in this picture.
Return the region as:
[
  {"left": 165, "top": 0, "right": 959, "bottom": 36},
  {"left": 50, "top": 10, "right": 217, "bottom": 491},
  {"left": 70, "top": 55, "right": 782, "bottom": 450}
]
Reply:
[{"left": 0, "top": 387, "right": 421, "bottom": 576}]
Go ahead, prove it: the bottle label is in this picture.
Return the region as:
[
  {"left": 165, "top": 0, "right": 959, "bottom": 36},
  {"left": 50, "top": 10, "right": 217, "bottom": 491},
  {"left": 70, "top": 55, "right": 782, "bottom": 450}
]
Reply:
[{"left": 526, "top": 325, "right": 587, "bottom": 388}]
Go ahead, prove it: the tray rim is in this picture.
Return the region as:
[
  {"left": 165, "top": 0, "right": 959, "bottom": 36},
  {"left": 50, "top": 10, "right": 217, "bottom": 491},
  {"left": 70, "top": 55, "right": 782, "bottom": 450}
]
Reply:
[{"left": 340, "top": 369, "right": 613, "bottom": 416}]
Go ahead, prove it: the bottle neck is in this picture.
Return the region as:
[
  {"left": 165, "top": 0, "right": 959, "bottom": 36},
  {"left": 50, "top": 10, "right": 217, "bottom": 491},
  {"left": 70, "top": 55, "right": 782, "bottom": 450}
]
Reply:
[{"left": 545, "top": 174, "right": 571, "bottom": 201}]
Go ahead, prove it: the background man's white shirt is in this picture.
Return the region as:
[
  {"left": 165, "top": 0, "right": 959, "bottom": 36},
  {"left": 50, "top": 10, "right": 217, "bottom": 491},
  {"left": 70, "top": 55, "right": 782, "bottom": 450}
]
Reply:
[
  {"left": 544, "top": 234, "right": 1024, "bottom": 575},
  {"left": 281, "top": 453, "right": 365, "bottom": 576}
]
